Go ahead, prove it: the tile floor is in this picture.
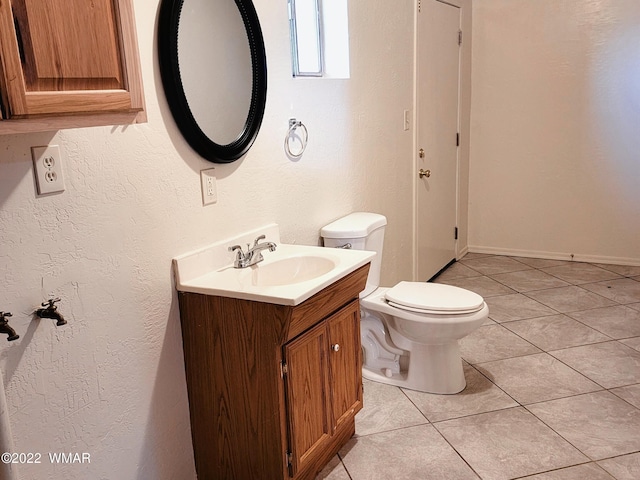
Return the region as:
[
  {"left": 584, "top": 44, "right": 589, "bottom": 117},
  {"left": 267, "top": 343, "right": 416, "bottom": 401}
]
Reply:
[{"left": 317, "top": 254, "right": 640, "bottom": 480}]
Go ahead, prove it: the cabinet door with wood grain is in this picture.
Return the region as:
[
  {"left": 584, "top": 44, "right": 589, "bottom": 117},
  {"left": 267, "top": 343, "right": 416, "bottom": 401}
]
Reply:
[
  {"left": 327, "top": 300, "right": 363, "bottom": 432},
  {"left": 283, "top": 321, "right": 332, "bottom": 477},
  {"left": 0, "top": 0, "right": 144, "bottom": 118}
]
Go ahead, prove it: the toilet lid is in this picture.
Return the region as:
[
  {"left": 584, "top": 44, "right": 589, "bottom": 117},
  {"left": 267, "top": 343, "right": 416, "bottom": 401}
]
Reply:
[{"left": 384, "top": 281, "right": 485, "bottom": 314}]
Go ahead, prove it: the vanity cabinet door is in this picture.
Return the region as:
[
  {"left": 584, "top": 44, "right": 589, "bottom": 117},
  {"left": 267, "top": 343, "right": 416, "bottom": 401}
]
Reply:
[
  {"left": 327, "top": 300, "right": 363, "bottom": 432},
  {"left": 283, "top": 321, "right": 333, "bottom": 477},
  {"left": 0, "top": 0, "right": 144, "bottom": 126},
  {"left": 283, "top": 300, "right": 363, "bottom": 477}
]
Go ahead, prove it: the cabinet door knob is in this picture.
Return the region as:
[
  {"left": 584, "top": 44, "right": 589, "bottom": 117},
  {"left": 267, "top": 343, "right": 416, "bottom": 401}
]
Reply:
[{"left": 331, "top": 344, "right": 340, "bottom": 352}]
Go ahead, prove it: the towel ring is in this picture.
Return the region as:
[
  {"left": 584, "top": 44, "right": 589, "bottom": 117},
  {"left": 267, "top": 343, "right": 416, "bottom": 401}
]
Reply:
[{"left": 284, "top": 118, "right": 308, "bottom": 158}]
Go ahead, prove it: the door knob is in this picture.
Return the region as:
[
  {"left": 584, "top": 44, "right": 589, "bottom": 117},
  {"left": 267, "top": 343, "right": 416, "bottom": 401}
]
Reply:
[
  {"left": 419, "top": 169, "right": 431, "bottom": 178},
  {"left": 331, "top": 344, "right": 340, "bottom": 352}
]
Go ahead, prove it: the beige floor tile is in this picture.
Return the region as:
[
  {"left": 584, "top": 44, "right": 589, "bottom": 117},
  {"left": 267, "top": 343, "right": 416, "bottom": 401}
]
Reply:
[
  {"left": 527, "top": 391, "right": 640, "bottom": 460},
  {"left": 526, "top": 286, "right": 617, "bottom": 313},
  {"left": 435, "top": 407, "right": 587, "bottom": 480},
  {"left": 510, "top": 257, "right": 571, "bottom": 269},
  {"left": 490, "top": 269, "right": 571, "bottom": 293},
  {"left": 550, "top": 341, "right": 640, "bottom": 388},
  {"left": 434, "top": 261, "right": 483, "bottom": 281},
  {"left": 542, "top": 263, "right": 623, "bottom": 285},
  {"left": 355, "top": 379, "right": 426, "bottom": 437},
  {"left": 597, "top": 452, "right": 640, "bottom": 480},
  {"left": 435, "top": 275, "right": 516, "bottom": 297},
  {"left": 461, "top": 256, "right": 532, "bottom": 276},
  {"left": 402, "top": 364, "right": 517, "bottom": 422},
  {"left": 459, "top": 324, "right": 541, "bottom": 364},
  {"left": 610, "top": 383, "right": 640, "bottom": 409},
  {"left": 476, "top": 353, "right": 601, "bottom": 405},
  {"left": 339, "top": 424, "right": 479, "bottom": 480},
  {"left": 520, "top": 463, "right": 615, "bottom": 479},
  {"left": 569, "top": 306, "right": 640, "bottom": 339},
  {"left": 503, "top": 314, "right": 610, "bottom": 350},
  {"left": 485, "top": 293, "right": 556, "bottom": 323},
  {"left": 316, "top": 456, "right": 351, "bottom": 480},
  {"left": 595, "top": 264, "right": 640, "bottom": 277},
  {"left": 620, "top": 336, "right": 640, "bottom": 351},
  {"left": 461, "top": 252, "right": 494, "bottom": 261},
  {"left": 582, "top": 279, "right": 640, "bottom": 305}
]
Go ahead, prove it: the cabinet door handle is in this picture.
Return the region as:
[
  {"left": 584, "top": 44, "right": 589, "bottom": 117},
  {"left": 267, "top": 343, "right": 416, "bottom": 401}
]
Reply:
[{"left": 331, "top": 344, "right": 340, "bottom": 352}]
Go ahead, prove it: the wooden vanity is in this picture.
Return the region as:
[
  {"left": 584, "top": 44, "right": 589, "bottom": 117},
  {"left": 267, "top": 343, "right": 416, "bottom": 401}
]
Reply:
[{"left": 178, "top": 263, "right": 369, "bottom": 479}]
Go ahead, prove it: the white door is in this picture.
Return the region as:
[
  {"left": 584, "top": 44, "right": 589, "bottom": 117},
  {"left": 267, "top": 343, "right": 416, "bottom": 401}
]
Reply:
[{"left": 416, "top": 0, "right": 461, "bottom": 281}]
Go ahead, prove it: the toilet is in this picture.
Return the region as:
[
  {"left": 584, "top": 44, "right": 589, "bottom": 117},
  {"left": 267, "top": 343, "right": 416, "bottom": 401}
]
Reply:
[{"left": 321, "top": 212, "right": 489, "bottom": 394}]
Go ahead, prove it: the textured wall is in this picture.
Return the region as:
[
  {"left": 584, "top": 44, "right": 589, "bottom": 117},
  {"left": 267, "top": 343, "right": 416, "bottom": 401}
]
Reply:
[
  {"left": 469, "top": 0, "right": 640, "bottom": 264},
  {"left": 0, "top": 0, "right": 414, "bottom": 478}
]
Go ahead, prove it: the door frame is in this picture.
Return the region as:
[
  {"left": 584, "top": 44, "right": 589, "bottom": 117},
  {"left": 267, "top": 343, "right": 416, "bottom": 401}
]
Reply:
[{"left": 412, "top": 0, "right": 473, "bottom": 280}]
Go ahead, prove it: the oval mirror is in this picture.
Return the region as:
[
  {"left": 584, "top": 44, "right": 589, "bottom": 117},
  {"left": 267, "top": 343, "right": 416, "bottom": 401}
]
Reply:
[{"left": 158, "top": 0, "right": 267, "bottom": 163}]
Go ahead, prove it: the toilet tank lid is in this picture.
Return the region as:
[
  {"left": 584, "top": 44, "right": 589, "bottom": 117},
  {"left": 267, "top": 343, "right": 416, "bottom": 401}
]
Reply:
[{"left": 321, "top": 212, "right": 387, "bottom": 239}]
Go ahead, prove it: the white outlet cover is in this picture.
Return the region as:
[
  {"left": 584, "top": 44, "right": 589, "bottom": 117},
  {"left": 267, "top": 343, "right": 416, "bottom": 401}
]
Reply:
[
  {"left": 200, "top": 168, "right": 217, "bottom": 206},
  {"left": 32, "top": 145, "right": 65, "bottom": 195}
]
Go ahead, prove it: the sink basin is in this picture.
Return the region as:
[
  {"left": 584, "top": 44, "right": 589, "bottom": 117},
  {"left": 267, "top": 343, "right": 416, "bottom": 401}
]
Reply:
[
  {"left": 173, "top": 223, "right": 375, "bottom": 305},
  {"left": 245, "top": 255, "right": 336, "bottom": 287}
]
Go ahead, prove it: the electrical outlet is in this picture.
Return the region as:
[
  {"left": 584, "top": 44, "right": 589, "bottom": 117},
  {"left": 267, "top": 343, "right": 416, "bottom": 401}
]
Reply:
[
  {"left": 32, "top": 145, "right": 65, "bottom": 195},
  {"left": 200, "top": 168, "right": 217, "bottom": 205}
]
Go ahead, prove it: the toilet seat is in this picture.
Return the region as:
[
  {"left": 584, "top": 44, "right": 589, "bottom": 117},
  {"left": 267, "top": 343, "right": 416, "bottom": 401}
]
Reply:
[{"left": 384, "top": 281, "right": 485, "bottom": 315}]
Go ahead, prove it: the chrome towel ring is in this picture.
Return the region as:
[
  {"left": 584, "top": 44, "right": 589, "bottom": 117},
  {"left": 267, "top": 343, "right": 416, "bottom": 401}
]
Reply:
[{"left": 284, "top": 118, "right": 308, "bottom": 158}]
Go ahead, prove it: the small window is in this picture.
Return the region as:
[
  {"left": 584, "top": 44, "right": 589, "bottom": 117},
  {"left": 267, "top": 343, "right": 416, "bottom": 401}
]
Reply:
[{"left": 288, "top": 0, "right": 350, "bottom": 79}]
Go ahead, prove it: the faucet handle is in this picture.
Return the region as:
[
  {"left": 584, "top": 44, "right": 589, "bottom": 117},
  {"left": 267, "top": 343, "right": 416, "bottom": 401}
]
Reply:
[
  {"left": 252, "top": 235, "right": 266, "bottom": 247},
  {"left": 42, "top": 297, "right": 61, "bottom": 309},
  {"left": 228, "top": 244, "right": 244, "bottom": 253},
  {"left": 0, "top": 312, "right": 12, "bottom": 322}
]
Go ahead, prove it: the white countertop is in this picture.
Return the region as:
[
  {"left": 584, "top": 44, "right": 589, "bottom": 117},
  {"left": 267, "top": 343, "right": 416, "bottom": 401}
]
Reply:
[{"left": 172, "top": 224, "right": 374, "bottom": 306}]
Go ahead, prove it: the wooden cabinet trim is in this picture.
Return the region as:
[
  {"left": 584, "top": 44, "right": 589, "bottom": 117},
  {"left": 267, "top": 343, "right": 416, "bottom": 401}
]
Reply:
[
  {"left": 287, "top": 263, "right": 369, "bottom": 341},
  {"left": 0, "top": 0, "right": 145, "bottom": 129}
]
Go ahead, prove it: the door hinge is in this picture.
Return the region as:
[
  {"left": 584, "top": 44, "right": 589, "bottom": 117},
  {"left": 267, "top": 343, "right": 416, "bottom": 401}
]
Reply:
[
  {"left": 458, "top": 30, "right": 463, "bottom": 45},
  {"left": 454, "top": 227, "right": 459, "bottom": 240},
  {"left": 456, "top": 132, "right": 460, "bottom": 146},
  {"left": 280, "top": 361, "right": 288, "bottom": 378},
  {"left": 418, "top": 0, "right": 422, "bottom": 13}
]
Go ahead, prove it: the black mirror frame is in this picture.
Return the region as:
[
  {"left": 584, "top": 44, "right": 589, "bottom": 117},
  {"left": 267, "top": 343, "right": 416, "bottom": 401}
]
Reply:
[{"left": 158, "top": 0, "right": 267, "bottom": 163}]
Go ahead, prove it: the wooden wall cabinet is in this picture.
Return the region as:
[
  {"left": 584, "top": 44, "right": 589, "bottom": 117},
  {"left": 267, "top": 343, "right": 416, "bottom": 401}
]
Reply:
[
  {"left": 0, "top": 0, "right": 145, "bottom": 134},
  {"left": 178, "top": 264, "right": 369, "bottom": 480}
]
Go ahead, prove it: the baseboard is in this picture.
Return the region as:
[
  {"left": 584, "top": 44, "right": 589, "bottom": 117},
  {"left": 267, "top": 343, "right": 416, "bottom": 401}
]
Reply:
[
  {"left": 467, "top": 245, "right": 640, "bottom": 267},
  {"left": 456, "top": 244, "right": 469, "bottom": 261}
]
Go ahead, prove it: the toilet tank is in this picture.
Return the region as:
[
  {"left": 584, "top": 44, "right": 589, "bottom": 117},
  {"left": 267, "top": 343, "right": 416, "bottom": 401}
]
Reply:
[{"left": 320, "top": 212, "right": 387, "bottom": 298}]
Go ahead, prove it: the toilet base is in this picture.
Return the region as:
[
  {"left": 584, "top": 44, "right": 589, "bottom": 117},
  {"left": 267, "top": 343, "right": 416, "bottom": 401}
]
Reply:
[{"left": 362, "top": 341, "right": 467, "bottom": 394}]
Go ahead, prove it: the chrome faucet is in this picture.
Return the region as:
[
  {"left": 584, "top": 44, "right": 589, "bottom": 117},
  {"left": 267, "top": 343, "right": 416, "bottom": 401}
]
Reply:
[{"left": 228, "top": 235, "right": 277, "bottom": 268}]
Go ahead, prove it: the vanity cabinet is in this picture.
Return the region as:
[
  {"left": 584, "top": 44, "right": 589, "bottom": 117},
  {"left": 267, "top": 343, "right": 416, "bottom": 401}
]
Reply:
[
  {"left": 0, "top": 0, "right": 145, "bottom": 134},
  {"left": 177, "top": 264, "right": 369, "bottom": 480}
]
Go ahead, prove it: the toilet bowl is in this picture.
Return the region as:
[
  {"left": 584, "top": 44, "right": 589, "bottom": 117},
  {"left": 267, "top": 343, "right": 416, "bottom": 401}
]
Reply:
[{"left": 321, "top": 212, "right": 489, "bottom": 394}]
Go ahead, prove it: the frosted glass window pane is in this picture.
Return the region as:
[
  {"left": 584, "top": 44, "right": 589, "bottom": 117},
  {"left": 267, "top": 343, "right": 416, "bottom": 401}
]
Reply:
[{"left": 291, "top": 0, "right": 322, "bottom": 75}]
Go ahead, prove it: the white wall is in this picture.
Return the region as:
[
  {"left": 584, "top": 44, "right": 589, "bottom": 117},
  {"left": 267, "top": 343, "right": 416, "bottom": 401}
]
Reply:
[
  {"left": 0, "top": 1, "right": 414, "bottom": 478},
  {"left": 469, "top": 0, "right": 640, "bottom": 265}
]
